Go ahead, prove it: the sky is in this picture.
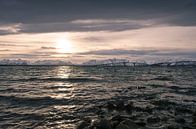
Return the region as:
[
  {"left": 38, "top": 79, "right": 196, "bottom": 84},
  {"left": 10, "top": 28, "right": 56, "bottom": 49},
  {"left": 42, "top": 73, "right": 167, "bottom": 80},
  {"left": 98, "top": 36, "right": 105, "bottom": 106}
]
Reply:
[{"left": 0, "top": 0, "right": 196, "bottom": 63}]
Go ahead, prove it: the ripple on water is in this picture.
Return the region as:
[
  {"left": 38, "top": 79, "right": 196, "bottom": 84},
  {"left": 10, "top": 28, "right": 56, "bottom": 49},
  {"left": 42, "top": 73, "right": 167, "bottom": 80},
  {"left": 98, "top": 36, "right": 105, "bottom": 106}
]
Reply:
[{"left": 0, "top": 66, "right": 196, "bottom": 128}]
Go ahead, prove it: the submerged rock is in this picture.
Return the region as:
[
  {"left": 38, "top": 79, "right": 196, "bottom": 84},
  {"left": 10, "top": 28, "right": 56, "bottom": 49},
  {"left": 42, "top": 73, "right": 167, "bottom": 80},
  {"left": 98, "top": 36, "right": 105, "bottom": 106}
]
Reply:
[
  {"left": 175, "top": 117, "right": 185, "bottom": 124},
  {"left": 85, "top": 118, "right": 112, "bottom": 129},
  {"left": 116, "top": 124, "right": 130, "bottom": 129},
  {"left": 137, "top": 86, "right": 146, "bottom": 90},
  {"left": 167, "top": 125, "right": 179, "bottom": 129},
  {"left": 111, "top": 120, "right": 120, "bottom": 129},
  {"left": 147, "top": 116, "right": 161, "bottom": 124},
  {"left": 98, "top": 119, "right": 112, "bottom": 129},
  {"left": 193, "top": 111, "right": 196, "bottom": 128},
  {"left": 115, "top": 119, "right": 140, "bottom": 129},
  {"left": 107, "top": 101, "right": 116, "bottom": 110},
  {"left": 116, "top": 101, "right": 125, "bottom": 110},
  {"left": 125, "top": 101, "right": 134, "bottom": 113},
  {"left": 135, "top": 121, "right": 146, "bottom": 127},
  {"left": 110, "top": 115, "right": 125, "bottom": 122},
  {"left": 106, "top": 100, "right": 126, "bottom": 111},
  {"left": 110, "top": 114, "right": 132, "bottom": 122},
  {"left": 76, "top": 120, "right": 90, "bottom": 129},
  {"left": 175, "top": 107, "right": 193, "bottom": 114},
  {"left": 161, "top": 116, "right": 169, "bottom": 122},
  {"left": 152, "top": 100, "right": 176, "bottom": 108}
]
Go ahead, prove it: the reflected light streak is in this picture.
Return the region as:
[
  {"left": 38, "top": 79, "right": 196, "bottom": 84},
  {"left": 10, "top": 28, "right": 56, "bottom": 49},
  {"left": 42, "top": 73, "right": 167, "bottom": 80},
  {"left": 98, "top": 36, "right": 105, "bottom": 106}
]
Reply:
[{"left": 50, "top": 66, "right": 75, "bottom": 99}]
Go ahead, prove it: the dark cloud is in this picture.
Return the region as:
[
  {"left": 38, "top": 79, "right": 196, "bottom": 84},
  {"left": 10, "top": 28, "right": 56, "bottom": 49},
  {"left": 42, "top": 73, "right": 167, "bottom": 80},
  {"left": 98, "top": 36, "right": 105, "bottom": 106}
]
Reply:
[
  {"left": 79, "top": 49, "right": 158, "bottom": 55},
  {"left": 4, "top": 20, "right": 154, "bottom": 34},
  {"left": 0, "top": 49, "right": 10, "bottom": 52},
  {"left": 41, "top": 46, "right": 56, "bottom": 49},
  {"left": 0, "top": 30, "right": 15, "bottom": 35},
  {"left": 154, "top": 51, "right": 196, "bottom": 58},
  {"left": 0, "top": 0, "right": 195, "bottom": 24},
  {"left": 0, "top": 0, "right": 195, "bottom": 34},
  {"left": 77, "top": 49, "right": 196, "bottom": 59},
  {"left": 79, "top": 36, "right": 110, "bottom": 42}
]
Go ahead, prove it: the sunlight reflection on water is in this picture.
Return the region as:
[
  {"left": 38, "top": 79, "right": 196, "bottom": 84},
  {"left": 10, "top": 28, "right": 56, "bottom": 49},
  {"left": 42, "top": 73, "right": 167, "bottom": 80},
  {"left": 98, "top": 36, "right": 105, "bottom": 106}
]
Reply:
[
  {"left": 50, "top": 67, "right": 75, "bottom": 99},
  {"left": 56, "top": 66, "right": 71, "bottom": 78}
]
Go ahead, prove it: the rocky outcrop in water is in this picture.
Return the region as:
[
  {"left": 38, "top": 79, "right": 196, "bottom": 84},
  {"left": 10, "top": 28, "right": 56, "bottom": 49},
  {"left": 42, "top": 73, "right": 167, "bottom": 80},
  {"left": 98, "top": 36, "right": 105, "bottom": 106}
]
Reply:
[
  {"left": 193, "top": 111, "right": 196, "bottom": 128},
  {"left": 76, "top": 100, "right": 196, "bottom": 129},
  {"left": 76, "top": 116, "right": 143, "bottom": 129}
]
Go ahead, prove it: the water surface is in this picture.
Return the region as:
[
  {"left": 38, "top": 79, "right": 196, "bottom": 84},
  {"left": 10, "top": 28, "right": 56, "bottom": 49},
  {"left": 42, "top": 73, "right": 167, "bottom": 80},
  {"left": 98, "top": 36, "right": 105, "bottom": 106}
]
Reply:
[{"left": 0, "top": 66, "right": 196, "bottom": 128}]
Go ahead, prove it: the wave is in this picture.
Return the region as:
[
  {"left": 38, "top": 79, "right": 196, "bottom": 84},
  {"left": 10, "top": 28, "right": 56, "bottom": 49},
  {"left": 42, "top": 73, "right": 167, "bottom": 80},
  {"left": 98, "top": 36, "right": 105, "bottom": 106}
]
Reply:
[
  {"left": 0, "top": 95, "right": 70, "bottom": 106},
  {"left": 0, "top": 88, "right": 30, "bottom": 93},
  {"left": 0, "top": 77, "right": 103, "bottom": 83}
]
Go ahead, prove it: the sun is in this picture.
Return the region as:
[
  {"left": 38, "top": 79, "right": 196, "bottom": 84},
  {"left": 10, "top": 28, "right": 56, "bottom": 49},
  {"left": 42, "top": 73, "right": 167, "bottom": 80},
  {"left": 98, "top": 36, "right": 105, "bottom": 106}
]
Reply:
[{"left": 56, "top": 38, "right": 73, "bottom": 53}]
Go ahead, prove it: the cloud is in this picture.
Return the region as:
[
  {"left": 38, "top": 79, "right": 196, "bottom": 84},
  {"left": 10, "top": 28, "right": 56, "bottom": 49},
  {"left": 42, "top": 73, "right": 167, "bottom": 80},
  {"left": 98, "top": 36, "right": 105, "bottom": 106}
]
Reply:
[
  {"left": 41, "top": 46, "right": 56, "bottom": 49},
  {"left": 0, "top": 43, "right": 29, "bottom": 47},
  {"left": 0, "top": 0, "right": 195, "bottom": 34},
  {"left": 0, "top": 23, "right": 22, "bottom": 35},
  {"left": 6, "top": 50, "right": 72, "bottom": 59},
  {"left": 0, "top": 0, "right": 195, "bottom": 24},
  {"left": 0, "top": 49, "right": 10, "bottom": 52},
  {"left": 78, "top": 36, "right": 109, "bottom": 42},
  {"left": 7, "top": 52, "right": 57, "bottom": 58},
  {"left": 5, "top": 19, "right": 156, "bottom": 34},
  {"left": 71, "top": 19, "right": 155, "bottom": 25},
  {"left": 76, "top": 49, "right": 196, "bottom": 59},
  {"left": 154, "top": 50, "right": 196, "bottom": 58},
  {"left": 79, "top": 49, "right": 158, "bottom": 55}
]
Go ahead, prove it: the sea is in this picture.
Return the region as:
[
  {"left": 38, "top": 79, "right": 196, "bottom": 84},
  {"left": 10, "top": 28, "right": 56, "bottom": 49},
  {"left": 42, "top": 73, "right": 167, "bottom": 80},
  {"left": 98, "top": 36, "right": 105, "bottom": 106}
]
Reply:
[{"left": 0, "top": 66, "right": 196, "bottom": 129}]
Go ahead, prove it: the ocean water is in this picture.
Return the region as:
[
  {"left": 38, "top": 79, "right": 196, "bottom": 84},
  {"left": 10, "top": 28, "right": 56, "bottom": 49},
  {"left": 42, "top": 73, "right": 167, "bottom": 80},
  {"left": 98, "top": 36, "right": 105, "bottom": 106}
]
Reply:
[{"left": 0, "top": 66, "right": 196, "bottom": 129}]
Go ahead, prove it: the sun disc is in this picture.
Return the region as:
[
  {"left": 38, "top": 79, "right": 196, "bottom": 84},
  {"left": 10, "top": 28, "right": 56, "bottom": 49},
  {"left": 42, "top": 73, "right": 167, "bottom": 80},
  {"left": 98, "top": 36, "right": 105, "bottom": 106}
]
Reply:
[{"left": 56, "top": 39, "right": 73, "bottom": 53}]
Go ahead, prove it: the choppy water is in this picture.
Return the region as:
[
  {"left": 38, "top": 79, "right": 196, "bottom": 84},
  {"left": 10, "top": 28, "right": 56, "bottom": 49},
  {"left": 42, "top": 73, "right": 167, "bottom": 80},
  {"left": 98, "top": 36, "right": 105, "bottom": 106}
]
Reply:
[{"left": 0, "top": 66, "right": 196, "bottom": 129}]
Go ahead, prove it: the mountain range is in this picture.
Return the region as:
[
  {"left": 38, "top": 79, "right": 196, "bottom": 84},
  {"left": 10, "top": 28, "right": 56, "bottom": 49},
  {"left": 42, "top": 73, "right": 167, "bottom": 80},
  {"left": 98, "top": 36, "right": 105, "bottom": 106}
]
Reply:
[{"left": 0, "top": 59, "right": 196, "bottom": 66}]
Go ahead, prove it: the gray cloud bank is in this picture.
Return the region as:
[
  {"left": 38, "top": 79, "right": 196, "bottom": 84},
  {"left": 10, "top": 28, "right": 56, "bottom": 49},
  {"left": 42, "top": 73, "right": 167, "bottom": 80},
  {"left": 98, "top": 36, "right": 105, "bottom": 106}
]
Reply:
[
  {"left": 0, "top": 0, "right": 195, "bottom": 34},
  {"left": 78, "top": 49, "right": 196, "bottom": 58},
  {"left": 4, "top": 49, "right": 196, "bottom": 61}
]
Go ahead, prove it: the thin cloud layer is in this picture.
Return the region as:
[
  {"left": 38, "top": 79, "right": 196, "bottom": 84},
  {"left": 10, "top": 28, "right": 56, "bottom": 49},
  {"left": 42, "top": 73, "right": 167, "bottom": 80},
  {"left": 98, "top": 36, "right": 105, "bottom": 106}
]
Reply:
[{"left": 78, "top": 49, "right": 196, "bottom": 58}]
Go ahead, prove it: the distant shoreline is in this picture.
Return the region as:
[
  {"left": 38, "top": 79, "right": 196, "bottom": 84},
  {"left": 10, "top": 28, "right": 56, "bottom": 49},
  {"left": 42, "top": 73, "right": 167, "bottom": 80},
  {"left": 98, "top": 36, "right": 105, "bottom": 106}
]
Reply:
[{"left": 0, "top": 64, "right": 196, "bottom": 67}]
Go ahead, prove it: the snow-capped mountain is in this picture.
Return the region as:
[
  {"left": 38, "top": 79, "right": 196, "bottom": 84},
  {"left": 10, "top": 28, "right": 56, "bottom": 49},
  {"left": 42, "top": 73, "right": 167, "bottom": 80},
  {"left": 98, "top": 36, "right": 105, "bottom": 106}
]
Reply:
[
  {"left": 151, "top": 61, "right": 196, "bottom": 66},
  {"left": 31, "top": 60, "right": 72, "bottom": 65},
  {"left": 0, "top": 59, "right": 195, "bottom": 66},
  {"left": 82, "top": 59, "right": 129, "bottom": 66},
  {"left": 0, "top": 59, "right": 72, "bottom": 66},
  {"left": 171, "top": 61, "right": 196, "bottom": 66},
  {"left": 82, "top": 58, "right": 147, "bottom": 66},
  {"left": 0, "top": 59, "right": 29, "bottom": 65}
]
